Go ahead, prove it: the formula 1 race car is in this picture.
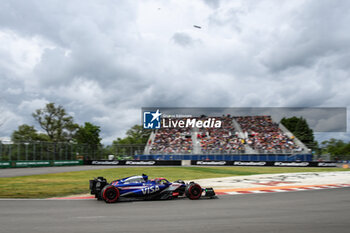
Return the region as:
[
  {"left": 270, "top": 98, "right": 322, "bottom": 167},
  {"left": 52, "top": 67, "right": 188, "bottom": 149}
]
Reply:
[{"left": 89, "top": 174, "right": 216, "bottom": 203}]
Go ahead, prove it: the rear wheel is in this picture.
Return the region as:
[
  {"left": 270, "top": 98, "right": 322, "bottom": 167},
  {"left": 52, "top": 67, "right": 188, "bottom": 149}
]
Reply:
[
  {"left": 102, "top": 185, "right": 120, "bottom": 203},
  {"left": 185, "top": 183, "right": 202, "bottom": 200}
]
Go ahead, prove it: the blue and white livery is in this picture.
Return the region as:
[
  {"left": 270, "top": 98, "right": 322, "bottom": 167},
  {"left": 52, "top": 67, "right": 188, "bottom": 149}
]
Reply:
[{"left": 89, "top": 174, "right": 216, "bottom": 203}]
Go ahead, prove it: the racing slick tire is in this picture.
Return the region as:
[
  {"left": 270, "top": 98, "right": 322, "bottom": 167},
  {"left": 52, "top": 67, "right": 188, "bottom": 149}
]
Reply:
[
  {"left": 101, "top": 185, "right": 120, "bottom": 203},
  {"left": 185, "top": 183, "right": 202, "bottom": 200}
]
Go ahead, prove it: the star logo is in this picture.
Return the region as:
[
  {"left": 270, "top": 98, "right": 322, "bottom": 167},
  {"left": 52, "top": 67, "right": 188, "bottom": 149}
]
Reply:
[
  {"left": 150, "top": 109, "right": 162, "bottom": 122},
  {"left": 143, "top": 109, "right": 162, "bottom": 129}
]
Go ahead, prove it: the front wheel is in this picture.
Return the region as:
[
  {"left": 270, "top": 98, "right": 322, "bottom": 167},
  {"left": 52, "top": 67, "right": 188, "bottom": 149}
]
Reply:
[
  {"left": 185, "top": 183, "right": 202, "bottom": 200},
  {"left": 101, "top": 185, "right": 120, "bottom": 203}
]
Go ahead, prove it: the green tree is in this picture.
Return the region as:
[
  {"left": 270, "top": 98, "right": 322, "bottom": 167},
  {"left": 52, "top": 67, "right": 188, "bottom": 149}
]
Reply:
[
  {"left": 280, "top": 116, "right": 299, "bottom": 132},
  {"left": 73, "top": 122, "right": 102, "bottom": 160},
  {"left": 11, "top": 124, "right": 49, "bottom": 142},
  {"left": 294, "top": 117, "right": 314, "bottom": 145},
  {"left": 280, "top": 116, "right": 315, "bottom": 149},
  {"left": 114, "top": 125, "right": 151, "bottom": 145},
  {"left": 110, "top": 125, "right": 151, "bottom": 158},
  {"left": 101, "top": 144, "right": 115, "bottom": 158},
  {"left": 321, "top": 138, "right": 350, "bottom": 160},
  {"left": 74, "top": 122, "right": 101, "bottom": 146},
  {"left": 32, "top": 103, "right": 78, "bottom": 142}
]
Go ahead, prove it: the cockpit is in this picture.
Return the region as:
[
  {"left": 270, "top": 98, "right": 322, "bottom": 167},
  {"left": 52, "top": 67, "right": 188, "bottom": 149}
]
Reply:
[
  {"left": 123, "top": 177, "right": 146, "bottom": 184},
  {"left": 114, "top": 174, "right": 148, "bottom": 185},
  {"left": 151, "top": 178, "right": 170, "bottom": 185}
]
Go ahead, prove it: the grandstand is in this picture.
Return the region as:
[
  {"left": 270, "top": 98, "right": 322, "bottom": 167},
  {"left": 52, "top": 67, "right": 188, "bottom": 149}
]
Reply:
[
  {"left": 150, "top": 127, "right": 193, "bottom": 154},
  {"left": 235, "top": 116, "right": 303, "bottom": 154},
  {"left": 198, "top": 115, "right": 245, "bottom": 154},
  {"left": 142, "top": 115, "right": 311, "bottom": 161}
]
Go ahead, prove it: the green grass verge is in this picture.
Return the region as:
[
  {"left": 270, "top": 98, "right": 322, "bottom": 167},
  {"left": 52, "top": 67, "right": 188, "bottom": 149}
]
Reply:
[{"left": 0, "top": 166, "right": 347, "bottom": 198}]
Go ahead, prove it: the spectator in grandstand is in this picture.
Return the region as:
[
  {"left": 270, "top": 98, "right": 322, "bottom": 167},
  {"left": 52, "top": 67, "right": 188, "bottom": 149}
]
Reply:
[
  {"left": 236, "top": 116, "right": 299, "bottom": 153},
  {"left": 199, "top": 115, "right": 245, "bottom": 154},
  {"left": 150, "top": 122, "right": 193, "bottom": 154}
]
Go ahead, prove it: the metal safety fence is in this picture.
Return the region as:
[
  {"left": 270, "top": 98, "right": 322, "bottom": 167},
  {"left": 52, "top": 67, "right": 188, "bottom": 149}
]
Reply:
[
  {"left": 0, "top": 142, "right": 148, "bottom": 161},
  {"left": 0, "top": 141, "right": 103, "bottom": 161},
  {"left": 0, "top": 141, "right": 314, "bottom": 162},
  {"left": 135, "top": 153, "right": 313, "bottom": 162}
]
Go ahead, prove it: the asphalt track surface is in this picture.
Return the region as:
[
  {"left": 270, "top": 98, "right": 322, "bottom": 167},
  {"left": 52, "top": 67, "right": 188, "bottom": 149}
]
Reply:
[
  {"left": 0, "top": 165, "right": 134, "bottom": 177},
  {"left": 0, "top": 188, "right": 349, "bottom": 233},
  {"left": 0, "top": 165, "right": 346, "bottom": 178}
]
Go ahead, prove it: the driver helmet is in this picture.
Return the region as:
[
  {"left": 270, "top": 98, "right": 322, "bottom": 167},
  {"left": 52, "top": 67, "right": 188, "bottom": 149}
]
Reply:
[{"left": 142, "top": 174, "right": 148, "bottom": 181}]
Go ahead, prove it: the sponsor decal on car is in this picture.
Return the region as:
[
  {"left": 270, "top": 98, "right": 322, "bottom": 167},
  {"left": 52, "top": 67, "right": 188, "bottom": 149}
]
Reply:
[{"left": 141, "top": 186, "right": 160, "bottom": 194}]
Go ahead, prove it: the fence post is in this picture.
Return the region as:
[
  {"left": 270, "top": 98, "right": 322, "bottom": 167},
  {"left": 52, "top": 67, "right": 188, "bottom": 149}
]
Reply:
[
  {"left": 40, "top": 141, "right": 43, "bottom": 160},
  {"left": 60, "top": 142, "right": 62, "bottom": 160},
  {"left": 65, "top": 143, "right": 68, "bottom": 160},
  {"left": 25, "top": 143, "right": 29, "bottom": 160},
  {"left": 16, "top": 143, "right": 19, "bottom": 161},
  {"left": 9, "top": 144, "right": 11, "bottom": 161},
  {"left": 53, "top": 142, "right": 56, "bottom": 161},
  {"left": 33, "top": 142, "right": 36, "bottom": 160},
  {"left": 70, "top": 143, "right": 72, "bottom": 160}
]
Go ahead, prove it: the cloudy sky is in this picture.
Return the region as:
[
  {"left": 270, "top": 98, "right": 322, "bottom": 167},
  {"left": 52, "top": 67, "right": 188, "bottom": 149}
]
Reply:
[{"left": 0, "top": 0, "right": 349, "bottom": 144}]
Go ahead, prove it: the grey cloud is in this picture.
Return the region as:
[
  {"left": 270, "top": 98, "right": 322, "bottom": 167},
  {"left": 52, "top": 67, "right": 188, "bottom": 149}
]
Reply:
[
  {"left": 0, "top": 0, "right": 350, "bottom": 144},
  {"left": 0, "top": 0, "right": 137, "bottom": 47},
  {"left": 172, "top": 32, "right": 195, "bottom": 47},
  {"left": 260, "top": 1, "right": 350, "bottom": 72},
  {"left": 202, "top": 0, "right": 221, "bottom": 9}
]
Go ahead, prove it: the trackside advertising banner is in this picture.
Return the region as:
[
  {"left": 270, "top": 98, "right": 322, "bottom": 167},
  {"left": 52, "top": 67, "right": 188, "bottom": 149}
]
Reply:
[
  {"left": 86, "top": 160, "right": 181, "bottom": 166},
  {"left": 0, "top": 160, "right": 83, "bottom": 168},
  {"left": 0, "top": 161, "right": 11, "bottom": 168},
  {"left": 53, "top": 160, "right": 83, "bottom": 166},
  {"left": 15, "top": 160, "right": 51, "bottom": 167},
  {"left": 191, "top": 161, "right": 337, "bottom": 167},
  {"left": 86, "top": 160, "right": 337, "bottom": 167}
]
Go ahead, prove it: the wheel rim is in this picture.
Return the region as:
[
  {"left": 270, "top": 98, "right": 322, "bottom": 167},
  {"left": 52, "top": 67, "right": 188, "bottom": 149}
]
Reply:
[
  {"left": 103, "top": 186, "right": 119, "bottom": 203},
  {"left": 192, "top": 187, "right": 199, "bottom": 196},
  {"left": 190, "top": 185, "right": 201, "bottom": 198},
  {"left": 106, "top": 188, "right": 116, "bottom": 200}
]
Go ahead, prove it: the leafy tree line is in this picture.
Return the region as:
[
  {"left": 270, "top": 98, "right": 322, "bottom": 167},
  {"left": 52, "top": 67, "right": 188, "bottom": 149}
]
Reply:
[
  {"left": 103, "top": 125, "right": 151, "bottom": 158},
  {"left": 11, "top": 103, "right": 101, "bottom": 147},
  {"left": 280, "top": 116, "right": 316, "bottom": 147},
  {"left": 8, "top": 102, "right": 149, "bottom": 159},
  {"left": 281, "top": 116, "right": 350, "bottom": 160},
  {"left": 320, "top": 139, "right": 350, "bottom": 161}
]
